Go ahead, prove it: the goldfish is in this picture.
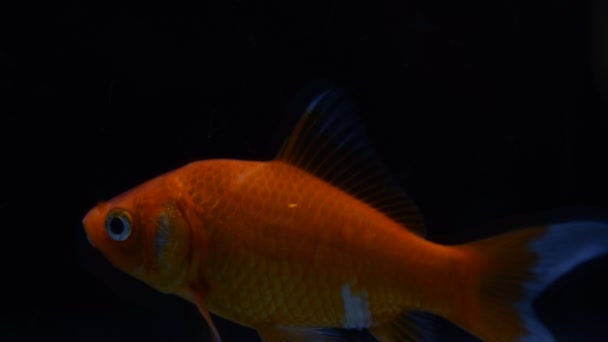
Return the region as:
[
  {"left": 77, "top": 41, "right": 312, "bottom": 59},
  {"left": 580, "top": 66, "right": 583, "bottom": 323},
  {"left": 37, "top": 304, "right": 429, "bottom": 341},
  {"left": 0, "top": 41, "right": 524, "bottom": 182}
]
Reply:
[{"left": 83, "top": 87, "right": 608, "bottom": 342}]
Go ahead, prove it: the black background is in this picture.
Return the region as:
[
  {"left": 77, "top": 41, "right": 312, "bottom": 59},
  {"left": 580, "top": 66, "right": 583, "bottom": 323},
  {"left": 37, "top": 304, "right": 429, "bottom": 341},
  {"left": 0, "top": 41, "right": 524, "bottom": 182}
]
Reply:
[{"left": 3, "top": 0, "right": 608, "bottom": 341}]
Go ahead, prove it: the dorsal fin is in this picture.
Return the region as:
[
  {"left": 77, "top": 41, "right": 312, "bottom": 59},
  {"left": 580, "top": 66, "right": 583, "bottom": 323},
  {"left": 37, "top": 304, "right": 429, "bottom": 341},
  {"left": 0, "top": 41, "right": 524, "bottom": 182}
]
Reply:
[{"left": 275, "top": 87, "right": 426, "bottom": 237}]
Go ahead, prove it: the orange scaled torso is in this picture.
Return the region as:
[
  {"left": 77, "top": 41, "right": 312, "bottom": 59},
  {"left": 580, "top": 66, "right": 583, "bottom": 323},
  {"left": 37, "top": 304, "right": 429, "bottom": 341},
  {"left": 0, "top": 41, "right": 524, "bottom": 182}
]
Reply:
[{"left": 170, "top": 159, "right": 464, "bottom": 330}]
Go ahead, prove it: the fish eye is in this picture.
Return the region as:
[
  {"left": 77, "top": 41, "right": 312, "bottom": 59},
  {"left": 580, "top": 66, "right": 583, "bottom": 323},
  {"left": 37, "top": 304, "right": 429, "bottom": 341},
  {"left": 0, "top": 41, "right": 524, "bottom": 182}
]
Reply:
[{"left": 105, "top": 209, "right": 132, "bottom": 241}]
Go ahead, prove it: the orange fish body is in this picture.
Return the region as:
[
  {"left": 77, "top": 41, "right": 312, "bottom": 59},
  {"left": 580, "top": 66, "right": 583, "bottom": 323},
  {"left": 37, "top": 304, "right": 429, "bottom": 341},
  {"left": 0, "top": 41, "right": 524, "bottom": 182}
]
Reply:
[
  {"left": 83, "top": 88, "right": 608, "bottom": 342},
  {"left": 177, "top": 159, "right": 461, "bottom": 326}
]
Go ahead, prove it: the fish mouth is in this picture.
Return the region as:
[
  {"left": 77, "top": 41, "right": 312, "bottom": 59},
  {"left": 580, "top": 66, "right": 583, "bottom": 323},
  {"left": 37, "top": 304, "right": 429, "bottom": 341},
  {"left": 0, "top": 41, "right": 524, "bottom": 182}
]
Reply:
[{"left": 82, "top": 217, "right": 97, "bottom": 248}]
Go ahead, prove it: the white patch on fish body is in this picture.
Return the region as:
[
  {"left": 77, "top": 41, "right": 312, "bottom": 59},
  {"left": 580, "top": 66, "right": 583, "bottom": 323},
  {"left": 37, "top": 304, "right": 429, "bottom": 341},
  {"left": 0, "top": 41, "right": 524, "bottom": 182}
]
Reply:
[{"left": 341, "top": 283, "right": 372, "bottom": 330}]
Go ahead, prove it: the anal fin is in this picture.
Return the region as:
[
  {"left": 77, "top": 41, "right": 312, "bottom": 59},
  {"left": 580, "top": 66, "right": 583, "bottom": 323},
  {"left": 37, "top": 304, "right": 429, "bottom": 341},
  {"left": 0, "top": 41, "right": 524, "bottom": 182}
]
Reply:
[
  {"left": 368, "top": 311, "right": 437, "bottom": 342},
  {"left": 257, "top": 326, "right": 349, "bottom": 342}
]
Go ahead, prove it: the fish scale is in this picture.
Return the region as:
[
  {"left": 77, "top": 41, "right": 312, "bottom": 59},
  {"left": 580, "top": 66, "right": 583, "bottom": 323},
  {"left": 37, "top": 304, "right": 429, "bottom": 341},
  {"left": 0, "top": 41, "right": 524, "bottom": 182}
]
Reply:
[{"left": 175, "top": 159, "right": 432, "bottom": 330}]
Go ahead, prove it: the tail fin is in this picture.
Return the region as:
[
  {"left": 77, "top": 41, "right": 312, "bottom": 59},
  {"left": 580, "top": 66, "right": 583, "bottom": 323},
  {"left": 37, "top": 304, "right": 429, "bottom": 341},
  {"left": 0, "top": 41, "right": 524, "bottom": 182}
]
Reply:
[{"left": 453, "top": 220, "right": 608, "bottom": 342}]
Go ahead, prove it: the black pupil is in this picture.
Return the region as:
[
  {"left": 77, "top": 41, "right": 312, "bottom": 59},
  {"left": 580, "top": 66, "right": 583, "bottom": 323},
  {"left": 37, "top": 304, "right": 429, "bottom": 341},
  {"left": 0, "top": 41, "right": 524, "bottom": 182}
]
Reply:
[{"left": 109, "top": 216, "right": 125, "bottom": 235}]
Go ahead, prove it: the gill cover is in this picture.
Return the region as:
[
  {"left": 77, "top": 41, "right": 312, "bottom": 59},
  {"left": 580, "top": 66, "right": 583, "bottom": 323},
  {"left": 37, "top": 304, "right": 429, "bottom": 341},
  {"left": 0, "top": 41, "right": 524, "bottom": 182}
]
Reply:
[{"left": 145, "top": 198, "right": 193, "bottom": 293}]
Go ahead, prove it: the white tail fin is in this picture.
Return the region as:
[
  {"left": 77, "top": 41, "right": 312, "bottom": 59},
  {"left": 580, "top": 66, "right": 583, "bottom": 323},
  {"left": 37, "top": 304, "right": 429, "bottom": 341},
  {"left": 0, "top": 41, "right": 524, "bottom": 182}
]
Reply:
[{"left": 451, "top": 220, "right": 608, "bottom": 342}]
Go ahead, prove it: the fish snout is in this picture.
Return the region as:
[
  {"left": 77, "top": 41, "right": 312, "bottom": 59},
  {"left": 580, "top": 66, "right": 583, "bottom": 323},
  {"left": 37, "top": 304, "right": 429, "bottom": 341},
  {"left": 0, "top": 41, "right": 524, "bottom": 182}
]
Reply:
[
  {"left": 83, "top": 216, "right": 96, "bottom": 247},
  {"left": 82, "top": 203, "right": 107, "bottom": 248}
]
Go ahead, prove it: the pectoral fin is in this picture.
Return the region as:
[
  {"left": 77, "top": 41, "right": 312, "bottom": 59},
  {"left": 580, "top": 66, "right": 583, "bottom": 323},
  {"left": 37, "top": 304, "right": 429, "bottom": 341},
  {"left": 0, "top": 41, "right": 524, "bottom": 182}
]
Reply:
[{"left": 192, "top": 290, "right": 222, "bottom": 342}]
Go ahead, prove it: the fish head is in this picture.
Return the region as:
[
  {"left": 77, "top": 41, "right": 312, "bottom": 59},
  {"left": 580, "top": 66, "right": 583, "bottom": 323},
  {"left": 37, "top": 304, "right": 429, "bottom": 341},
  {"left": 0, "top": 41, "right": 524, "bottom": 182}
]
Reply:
[{"left": 82, "top": 175, "right": 193, "bottom": 294}]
